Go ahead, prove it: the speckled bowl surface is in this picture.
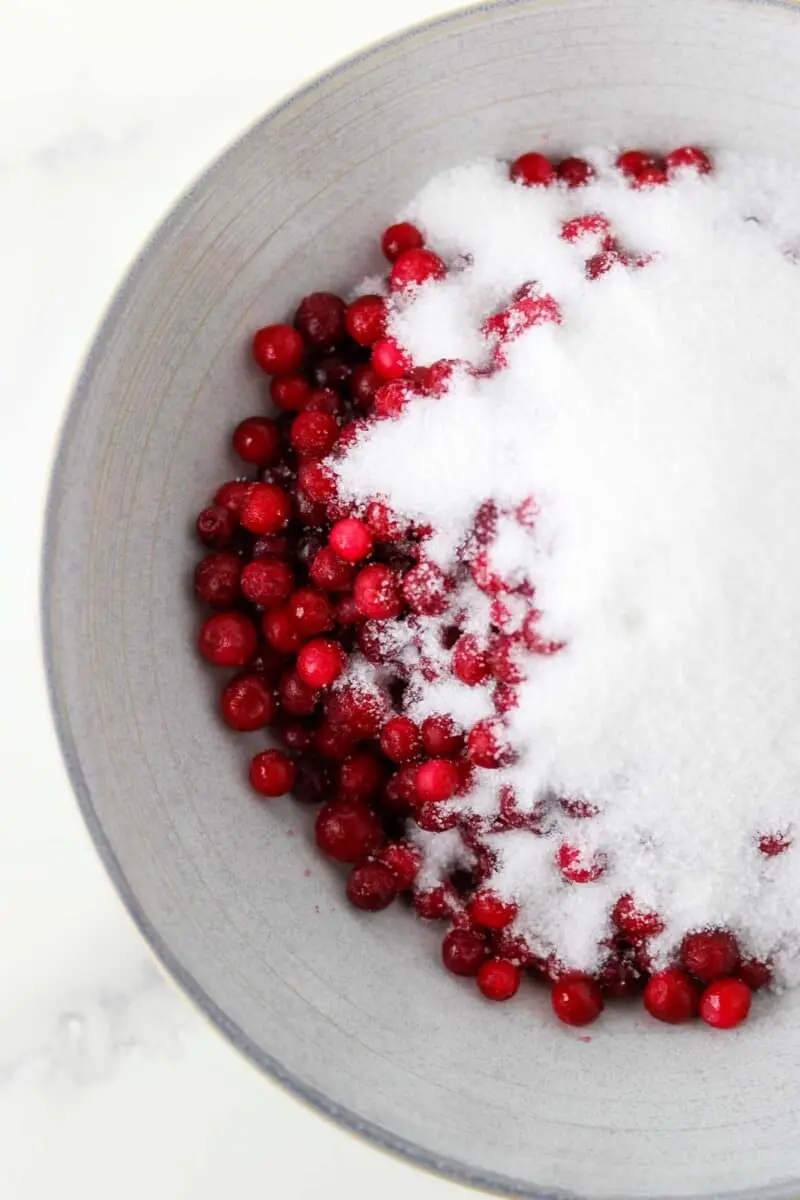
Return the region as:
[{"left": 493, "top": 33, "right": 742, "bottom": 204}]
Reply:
[{"left": 43, "top": 1, "right": 800, "bottom": 1196}]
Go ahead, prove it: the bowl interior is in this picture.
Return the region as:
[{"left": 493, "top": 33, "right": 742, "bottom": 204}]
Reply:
[{"left": 44, "top": 1, "right": 800, "bottom": 1196}]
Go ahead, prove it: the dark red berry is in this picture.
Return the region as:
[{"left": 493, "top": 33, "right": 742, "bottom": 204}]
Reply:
[
  {"left": 198, "top": 611, "right": 258, "bottom": 667},
  {"left": 468, "top": 891, "right": 517, "bottom": 930},
  {"left": 643, "top": 968, "right": 699, "bottom": 1024},
  {"left": 294, "top": 292, "right": 347, "bottom": 350},
  {"left": 287, "top": 587, "right": 334, "bottom": 636},
  {"left": 232, "top": 417, "right": 280, "bottom": 465},
  {"left": 681, "top": 930, "right": 740, "bottom": 983},
  {"left": 325, "top": 685, "right": 386, "bottom": 739},
  {"left": 196, "top": 504, "right": 236, "bottom": 549},
  {"left": 339, "top": 751, "right": 384, "bottom": 801},
  {"left": 557, "top": 156, "right": 594, "bottom": 188},
  {"left": 414, "top": 884, "right": 457, "bottom": 920},
  {"left": 365, "top": 501, "right": 407, "bottom": 542},
  {"left": 738, "top": 958, "right": 772, "bottom": 991},
  {"left": 262, "top": 606, "right": 304, "bottom": 654},
  {"left": 402, "top": 561, "right": 448, "bottom": 615},
  {"left": 421, "top": 714, "right": 464, "bottom": 758},
  {"left": 510, "top": 152, "right": 555, "bottom": 187},
  {"left": 221, "top": 673, "right": 277, "bottom": 731},
  {"left": 249, "top": 748, "right": 296, "bottom": 797},
  {"left": 346, "top": 294, "right": 387, "bottom": 346},
  {"left": 315, "top": 798, "right": 384, "bottom": 863},
  {"left": 346, "top": 862, "right": 398, "bottom": 911},
  {"left": 442, "top": 928, "right": 489, "bottom": 976},
  {"left": 240, "top": 483, "right": 292, "bottom": 534},
  {"left": 240, "top": 559, "right": 294, "bottom": 608},
  {"left": 633, "top": 165, "right": 668, "bottom": 189},
  {"left": 477, "top": 959, "right": 521, "bottom": 1001},
  {"left": 382, "top": 221, "right": 424, "bottom": 262},
  {"left": 376, "top": 840, "right": 421, "bottom": 890},
  {"left": 296, "top": 638, "right": 347, "bottom": 689},
  {"left": 758, "top": 831, "right": 792, "bottom": 856},
  {"left": 309, "top": 546, "right": 354, "bottom": 592},
  {"left": 380, "top": 716, "right": 421, "bottom": 763},
  {"left": 556, "top": 843, "right": 607, "bottom": 884},
  {"left": 390, "top": 248, "right": 447, "bottom": 292},
  {"left": 194, "top": 552, "right": 241, "bottom": 608},
  {"left": 290, "top": 410, "right": 339, "bottom": 458},
  {"left": 665, "top": 145, "right": 712, "bottom": 176},
  {"left": 279, "top": 668, "right": 320, "bottom": 717},
  {"left": 350, "top": 363, "right": 383, "bottom": 411},
  {"left": 353, "top": 564, "right": 403, "bottom": 619},
  {"left": 551, "top": 975, "right": 604, "bottom": 1026},
  {"left": 270, "top": 373, "right": 312, "bottom": 412},
  {"left": 252, "top": 324, "right": 305, "bottom": 374}
]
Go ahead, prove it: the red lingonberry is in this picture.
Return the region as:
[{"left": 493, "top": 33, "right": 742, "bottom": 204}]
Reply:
[
  {"left": 240, "top": 483, "right": 292, "bottom": 534},
  {"left": 633, "top": 165, "right": 668, "bottom": 189},
  {"left": 194, "top": 552, "right": 242, "bottom": 608},
  {"left": 467, "top": 718, "right": 513, "bottom": 768},
  {"left": 468, "top": 891, "right": 517, "bottom": 930},
  {"left": 309, "top": 546, "right": 354, "bottom": 593},
  {"left": 477, "top": 959, "right": 521, "bottom": 1001},
  {"left": 402, "top": 561, "right": 449, "bottom": 616},
  {"left": 560, "top": 213, "right": 612, "bottom": 244},
  {"left": 510, "top": 152, "right": 555, "bottom": 187},
  {"left": 612, "top": 894, "right": 665, "bottom": 942},
  {"left": 279, "top": 668, "right": 320, "bottom": 717},
  {"left": 442, "top": 928, "right": 489, "bottom": 976},
  {"left": 290, "top": 410, "right": 339, "bottom": 458},
  {"left": 390, "top": 248, "right": 447, "bottom": 292},
  {"left": 737, "top": 958, "right": 772, "bottom": 991},
  {"left": 376, "top": 840, "right": 422, "bottom": 890},
  {"left": 312, "top": 353, "right": 353, "bottom": 392},
  {"left": 287, "top": 587, "right": 334, "bottom": 636},
  {"left": 681, "top": 930, "right": 740, "bottom": 983},
  {"left": 294, "top": 292, "right": 347, "bottom": 350},
  {"left": 198, "top": 611, "right": 258, "bottom": 667},
  {"left": 312, "top": 719, "right": 356, "bottom": 761},
  {"left": 556, "top": 843, "right": 607, "bottom": 884},
  {"left": 557, "top": 156, "right": 594, "bottom": 188},
  {"left": 346, "top": 294, "right": 388, "bottom": 346},
  {"left": 382, "top": 221, "right": 424, "bottom": 262},
  {"left": 758, "top": 831, "right": 792, "bottom": 856},
  {"left": 421, "top": 714, "right": 464, "bottom": 758},
  {"left": 452, "top": 634, "right": 491, "bottom": 686},
  {"left": 353, "top": 564, "right": 403, "bottom": 619},
  {"left": 196, "top": 504, "right": 236, "bottom": 549},
  {"left": 252, "top": 533, "right": 292, "bottom": 559},
  {"left": 325, "top": 685, "right": 386, "bottom": 740},
  {"left": 220, "top": 673, "right": 277, "bottom": 731},
  {"left": 373, "top": 380, "right": 412, "bottom": 420},
  {"left": 489, "top": 633, "right": 526, "bottom": 685},
  {"left": 598, "top": 951, "right": 646, "bottom": 999},
  {"left": 414, "top": 758, "right": 460, "bottom": 804},
  {"left": 339, "top": 752, "right": 384, "bottom": 801},
  {"left": 249, "top": 748, "right": 296, "bottom": 797},
  {"left": 615, "top": 149, "right": 656, "bottom": 178},
  {"left": 665, "top": 146, "right": 712, "bottom": 177},
  {"left": 643, "top": 969, "right": 699, "bottom": 1024},
  {"left": 415, "top": 801, "right": 459, "bottom": 832},
  {"left": 380, "top": 716, "right": 421, "bottom": 763},
  {"left": 346, "top": 862, "right": 398, "bottom": 911},
  {"left": 252, "top": 324, "right": 304, "bottom": 374},
  {"left": 414, "top": 884, "right": 458, "bottom": 920},
  {"left": 350, "top": 363, "right": 383, "bottom": 411},
  {"left": 232, "top": 417, "right": 280, "bottom": 465},
  {"left": 277, "top": 720, "right": 313, "bottom": 754},
  {"left": 551, "top": 975, "right": 605, "bottom": 1026},
  {"left": 270, "top": 373, "right": 312, "bottom": 412},
  {"left": 240, "top": 559, "right": 294, "bottom": 608},
  {"left": 303, "top": 386, "right": 342, "bottom": 416},
  {"left": 372, "top": 338, "right": 411, "bottom": 380},
  {"left": 297, "top": 460, "right": 337, "bottom": 506},
  {"left": 382, "top": 764, "right": 419, "bottom": 814},
  {"left": 262, "top": 606, "right": 304, "bottom": 654},
  {"left": 330, "top": 517, "right": 373, "bottom": 564},
  {"left": 296, "top": 638, "right": 347, "bottom": 689},
  {"left": 213, "top": 479, "right": 250, "bottom": 515},
  {"left": 699, "top": 978, "right": 752, "bottom": 1029},
  {"left": 470, "top": 549, "right": 508, "bottom": 596},
  {"left": 334, "top": 594, "right": 362, "bottom": 626},
  {"left": 315, "top": 798, "right": 384, "bottom": 863}
]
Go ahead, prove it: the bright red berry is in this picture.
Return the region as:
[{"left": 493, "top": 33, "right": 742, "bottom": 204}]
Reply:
[
  {"left": 421, "top": 715, "right": 464, "bottom": 758},
  {"left": 633, "top": 165, "right": 668, "bottom": 189},
  {"left": 452, "top": 634, "right": 491, "bottom": 686},
  {"left": 346, "top": 294, "right": 387, "bottom": 346},
  {"left": 252, "top": 324, "right": 305, "bottom": 374},
  {"left": 232, "top": 417, "right": 280, "bottom": 465},
  {"left": 442, "top": 928, "right": 489, "bottom": 977},
  {"left": 681, "top": 930, "right": 740, "bottom": 983},
  {"left": 240, "top": 483, "right": 292, "bottom": 534},
  {"left": 612, "top": 894, "right": 665, "bottom": 942},
  {"left": 346, "top": 862, "right": 398, "bottom": 911},
  {"left": 329, "top": 518, "right": 373, "bottom": 563},
  {"left": 240, "top": 559, "right": 294, "bottom": 608},
  {"left": 390, "top": 248, "right": 447, "bottom": 292},
  {"left": 196, "top": 504, "right": 236, "bottom": 549},
  {"left": 382, "top": 221, "right": 424, "bottom": 262},
  {"left": 414, "top": 884, "right": 457, "bottom": 920},
  {"left": 380, "top": 716, "right": 421, "bottom": 763},
  {"left": 198, "top": 611, "right": 258, "bottom": 667},
  {"left": 325, "top": 685, "right": 386, "bottom": 740},
  {"left": 373, "top": 380, "right": 412, "bottom": 420},
  {"left": 699, "top": 978, "right": 752, "bottom": 1029},
  {"left": 294, "top": 292, "right": 346, "bottom": 350},
  {"left": 615, "top": 149, "right": 655, "bottom": 178},
  {"left": 557, "top": 156, "right": 594, "bottom": 187},
  {"left": 551, "top": 975, "right": 604, "bottom": 1026},
  {"left": 415, "top": 759, "right": 459, "bottom": 804},
  {"left": 477, "top": 959, "right": 521, "bottom": 1001},
  {"left": 510, "top": 152, "right": 555, "bottom": 187},
  {"left": 296, "top": 638, "right": 347, "bottom": 688},
  {"left": 372, "top": 338, "right": 411, "bottom": 380},
  {"left": 467, "top": 718, "right": 513, "bottom": 768},
  {"left": 290, "top": 410, "right": 339, "bottom": 458},
  {"left": 309, "top": 546, "right": 354, "bottom": 592},
  {"left": 270, "top": 373, "right": 312, "bottom": 412},
  {"left": 262, "top": 606, "right": 304, "bottom": 654},
  {"left": 377, "top": 840, "right": 422, "bottom": 890},
  {"left": 468, "top": 891, "right": 517, "bottom": 930},
  {"left": 287, "top": 587, "right": 334, "bottom": 636},
  {"left": 666, "top": 145, "right": 712, "bottom": 176},
  {"left": 643, "top": 968, "right": 699, "bottom": 1024},
  {"left": 353, "top": 564, "right": 403, "bottom": 619},
  {"left": 249, "top": 748, "right": 296, "bottom": 797},
  {"left": 194, "top": 552, "right": 241, "bottom": 608},
  {"left": 220, "top": 673, "right": 277, "bottom": 731},
  {"left": 213, "top": 479, "right": 251, "bottom": 516},
  {"left": 297, "top": 459, "right": 337, "bottom": 504},
  {"left": 315, "top": 798, "right": 384, "bottom": 863}
]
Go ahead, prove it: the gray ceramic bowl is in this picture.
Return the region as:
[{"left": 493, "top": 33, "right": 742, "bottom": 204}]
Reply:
[{"left": 43, "top": 0, "right": 800, "bottom": 1196}]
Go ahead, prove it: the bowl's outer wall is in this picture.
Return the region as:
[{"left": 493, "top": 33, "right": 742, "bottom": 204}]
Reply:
[{"left": 43, "top": 1, "right": 800, "bottom": 1197}]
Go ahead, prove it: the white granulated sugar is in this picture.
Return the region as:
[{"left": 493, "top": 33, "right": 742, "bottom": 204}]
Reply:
[{"left": 336, "top": 152, "right": 800, "bottom": 984}]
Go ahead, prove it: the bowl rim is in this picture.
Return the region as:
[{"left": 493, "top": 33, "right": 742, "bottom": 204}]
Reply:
[{"left": 40, "top": 0, "right": 800, "bottom": 1197}]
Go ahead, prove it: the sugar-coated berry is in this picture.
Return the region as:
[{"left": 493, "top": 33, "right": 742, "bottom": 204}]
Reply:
[
  {"left": 699, "top": 978, "right": 752, "bottom": 1029},
  {"left": 252, "top": 324, "right": 305, "bottom": 374},
  {"left": 346, "top": 862, "right": 399, "bottom": 911},
  {"left": 666, "top": 145, "right": 712, "bottom": 176},
  {"left": 221, "top": 673, "right": 277, "bottom": 731},
  {"left": 329, "top": 517, "right": 373, "bottom": 563},
  {"left": 380, "top": 716, "right": 421, "bottom": 763},
  {"left": 467, "top": 718, "right": 513, "bottom": 768},
  {"left": 477, "top": 959, "right": 521, "bottom": 1001},
  {"left": 468, "top": 891, "right": 517, "bottom": 930},
  {"left": 643, "top": 968, "right": 699, "bottom": 1024},
  {"left": 556, "top": 843, "right": 607, "bottom": 884},
  {"left": 452, "top": 634, "right": 491, "bottom": 685},
  {"left": 551, "top": 975, "right": 605, "bottom": 1026},
  {"left": 310, "top": 546, "right": 355, "bottom": 592},
  {"left": 390, "top": 248, "right": 447, "bottom": 292},
  {"left": 557, "top": 156, "right": 594, "bottom": 188},
  {"left": 615, "top": 149, "right": 655, "bottom": 178},
  {"left": 421, "top": 714, "right": 464, "bottom": 758},
  {"left": 633, "top": 165, "right": 668, "bottom": 189},
  {"left": 249, "top": 748, "right": 296, "bottom": 797},
  {"left": 510, "top": 152, "right": 555, "bottom": 187},
  {"left": 240, "top": 483, "right": 292, "bottom": 534},
  {"left": 198, "top": 611, "right": 258, "bottom": 667},
  {"left": 382, "top": 221, "right": 424, "bottom": 262},
  {"left": 290, "top": 410, "right": 339, "bottom": 458},
  {"left": 296, "top": 638, "right": 347, "bottom": 688},
  {"left": 376, "top": 840, "right": 422, "bottom": 890},
  {"left": 353, "top": 564, "right": 403, "bottom": 619},
  {"left": 372, "top": 338, "right": 411, "bottom": 380},
  {"left": 680, "top": 929, "right": 740, "bottom": 983},
  {"left": 612, "top": 894, "right": 665, "bottom": 941},
  {"left": 346, "top": 294, "right": 388, "bottom": 345}
]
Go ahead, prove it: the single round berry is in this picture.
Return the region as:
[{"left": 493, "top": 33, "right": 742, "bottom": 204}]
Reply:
[
  {"left": 633, "top": 165, "right": 668, "bottom": 189},
  {"left": 296, "top": 638, "right": 347, "bottom": 689},
  {"left": 252, "top": 324, "right": 305, "bottom": 374},
  {"left": 556, "top": 843, "right": 607, "bottom": 884},
  {"left": 270, "top": 373, "right": 312, "bottom": 412},
  {"left": 249, "top": 748, "right": 296, "bottom": 797},
  {"left": 442, "top": 928, "right": 489, "bottom": 977},
  {"left": 452, "top": 634, "right": 491, "bottom": 686},
  {"left": 468, "top": 890, "right": 517, "bottom": 930},
  {"left": 213, "top": 479, "right": 251, "bottom": 516},
  {"left": 240, "top": 483, "right": 292, "bottom": 534},
  {"left": 330, "top": 517, "right": 374, "bottom": 564},
  {"left": 415, "top": 758, "right": 460, "bottom": 804},
  {"left": 643, "top": 968, "right": 699, "bottom": 1024},
  {"left": 557, "top": 156, "right": 594, "bottom": 188},
  {"left": 312, "top": 719, "right": 356, "bottom": 761},
  {"left": 666, "top": 145, "right": 712, "bottom": 177},
  {"left": 421, "top": 714, "right": 464, "bottom": 758},
  {"left": 477, "top": 959, "right": 521, "bottom": 1001},
  {"left": 262, "top": 606, "right": 304, "bottom": 654},
  {"left": 380, "top": 716, "right": 421, "bottom": 763},
  {"left": 551, "top": 975, "right": 605, "bottom": 1026},
  {"left": 699, "top": 978, "right": 752, "bottom": 1029},
  {"left": 339, "top": 751, "right": 384, "bottom": 801},
  {"left": 310, "top": 546, "right": 355, "bottom": 592},
  {"left": 366, "top": 501, "right": 407, "bottom": 542},
  {"left": 615, "top": 149, "right": 656, "bottom": 178},
  {"left": 279, "top": 669, "right": 320, "bottom": 717},
  {"left": 382, "top": 221, "right": 424, "bottom": 262},
  {"left": 290, "top": 410, "right": 339, "bottom": 458},
  {"left": 373, "top": 380, "right": 412, "bottom": 420},
  {"left": 298, "top": 459, "right": 337, "bottom": 504},
  {"left": 315, "top": 798, "right": 384, "bottom": 863},
  {"left": 737, "top": 958, "right": 772, "bottom": 991},
  {"left": 346, "top": 294, "right": 387, "bottom": 346},
  {"left": 240, "top": 558, "right": 294, "bottom": 608},
  {"left": 350, "top": 363, "right": 383, "bottom": 410},
  {"left": 376, "top": 840, "right": 422, "bottom": 890},
  {"left": 402, "top": 561, "right": 449, "bottom": 615},
  {"left": 198, "top": 611, "right": 258, "bottom": 667},
  {"left": 681, "top": 929, "right": 740, "bottom": 983},
  {"left": 467, "top": 718, "right": 513, "bottom": 768},
  {"left": 509, "top": 152, "right": 555, "bottom": 187},
  {"left": 346, "top": 862, "right": 398, "bottom": 911},
  {"left": 196, "top": 504, "right": 236, "bottom": 550},
  {"left": 612, "top": 894, "right": 665, "bottom": 942},
  {"left": 353, "top": 564, "right": 403, "bottom": 619},
  {"left": 194, "top": 552, "right": 242, "bottom": 608},
  {"left": 288, "top": 587, "right": 334, "bottom": 636},
  {"left": 325, "top": 685, "right": 386, "bottom": 739},
  {"left": 221, "top": 673, "right": 277, "bottom": 731},
  {"left": 294, "top": 292, "right": 347, "bottom": 350},
  {"left": 415, "top": 801, "right": 459, "bottom": 832},
  {"left": 304, "top": 386, "right": 342, "bottom": 416},
  {"left": 372, "top": 338, "right": 411, "bottom": 380},
  {"left": 390, "top": 248, "right": 447, "bottom": 292},
  {"left": 414, "top": 884, "right": 457, "bottom": 920},
  {"left": 232, "top": 417, "right": 280, "bottom": 465}
]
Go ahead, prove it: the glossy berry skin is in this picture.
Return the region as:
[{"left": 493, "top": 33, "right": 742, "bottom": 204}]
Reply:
[
  {"left": 339, "top": 752, "right": 384, "bottom": 802},
  {"left": 262, "top": 606, "right": 304, "bottom": 654},
  {"left": 380, "top": 716, "right": 421, "bottom": 763},
  {"left": 420, "top": 715, "right": 464, "bottom": 758},
  {"left": 477, "top": 959, "right": 521, "bottom": 1001},
  {"left": 346, "top": 294, "right": 387, "bottom": 346},
  {"left": 252, "top": 324, "right": 305, "bottom": 374},
  {"left": 194, "top": 552, "right": 241, "bottom": 608},
  {"left": 371, "top": 338, "right": 411, "bottom": 380},
  {"left": 414, "top": 758, "right": 459, "bottom": 804},
  {"left": 468, "top": 891, "right": 517, "bottom": 930},
  {"left": 249, "top": 748, "right": 296, "bottom": 797},
  {"left": 232, "top": 417, "right": 280, "bottom": 465},
  {"left": 309, "top": 546, "right": 354, "bottom": 592},
  {"left": 270, "top": 373, "right": 312, "bottom": 412},
  {"left": 221, "top": 673, "right": 277, "bottom": 731},
  {"left": 467, "top": 718, "right": 512, "bottom": 768},
  {"left": 699, "top": 978, "right": 752, "bottom": 1029},
  {"left": 390, "top": 248, "right": 447, "bottom": 292},
  {"left": 551, "top": 975, "right": 605, "bottom": 1026},
  {"left": 240, "top": 484, "right": 292, "bottom": 534},
  {"left": 196, "top": 505, "right": 236, "bottom": 550},
  {"left": 294, "top": 292, "right": 346, "bottom": 350},
  {"left": 633, "top": 165, "right": 668, "bottom": 189},
  {"left": 442, "top": 928, "right": 489, "bottom": 977},
  {"left": 290, "top": 410, "right": 339, "bottom": 458},
  {"left": 296, "top": 638, "right": 347, "bottom": 688},
  {"left": 510, "top": 152, "right": 555, "bottom": 187},
  {"left": 615, "top": 149, "right": 655, "bottom": 178},
  {"left": 315, "top": 798, "right": 384, "bottom": 863},
  {"left": 198, "top": 612, "right": 258, "bottom": 667},
  {"left": 643, "top": 969, "right": 699, "bottom": 1024},
  {"left": 240, "top": 559, "right": 294, "bottom": 608},
  {"left": 329, "top": 518, "right": 373, "bottom": 563},
  {"left": 346, "top": 862, "right": 399, "bottom": 911},
  {"left": 680, "top": 930, "right": 740, "bottom": 983},
  {"left": 288, "top": 588, "right": 334, "bottom": 637},
  {"left": 666, "top": 145, "right": 712, "bottom": 176},
  {"left": 382, "top": 221, "right": 424, "bottom": 262}
]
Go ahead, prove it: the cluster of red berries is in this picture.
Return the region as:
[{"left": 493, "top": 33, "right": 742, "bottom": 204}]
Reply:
[{"left": 192, "top": 145, "right": 768, "bottom": 1028}]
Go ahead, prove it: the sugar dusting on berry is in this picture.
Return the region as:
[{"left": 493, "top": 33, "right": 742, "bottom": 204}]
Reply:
[{"left": 335, "top": 151, "right": 800, "bottom": 984}]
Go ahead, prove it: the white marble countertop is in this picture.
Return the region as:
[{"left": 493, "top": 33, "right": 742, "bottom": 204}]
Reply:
[{"left": 1, "top": 1, "right": 466, "bottom": 1195}]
